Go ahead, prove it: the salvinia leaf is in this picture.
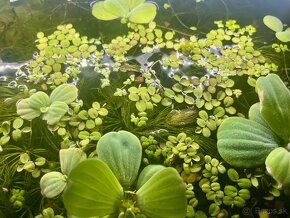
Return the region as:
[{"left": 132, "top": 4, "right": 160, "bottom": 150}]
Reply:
[
  {"left": 42, "top": 101, "right": 69, "bottom": 125},
  {"left": 136, "top": 167, "right": 187, "bottom": 218},
  {"left": 50, "top": 84, "right": 78, "bottom": 104},
  {"left": 263, "top": 15, "right": 283, "bottom": 32},
  {"left": 60, "top": 148, "right": 87, "bottom": 175},
  {"left": 128, "top": 2, "right": 157, "bottom": 24},
  {"left": 63, "top": 159, "right": 123, "bottom": 217},
  {"left": 256, "top": 74, "right": 290, "bottom": 143},
  {"left": 17, "top": 98, "right": 42, "bottom": 120},
  {"left": 97, "top": 130, "right": 142, "bottom": 188}
]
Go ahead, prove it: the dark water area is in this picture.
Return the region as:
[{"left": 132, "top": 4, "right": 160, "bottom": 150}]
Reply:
[{"left": 0, "top": 0, "right": 290, "bottom": 62}]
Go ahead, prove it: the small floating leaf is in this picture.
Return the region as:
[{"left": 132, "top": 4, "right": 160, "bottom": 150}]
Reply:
[{"left": 263, "top": 15, "right": 283, "bottom": 32}]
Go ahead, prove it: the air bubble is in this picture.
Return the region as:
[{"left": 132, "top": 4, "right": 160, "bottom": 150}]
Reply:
[
  {"left": 0, "top": 76, "right": 7, "bottom": 81},
  {"left": 8, "top": 81, "right": 17, "bottom": 88}
]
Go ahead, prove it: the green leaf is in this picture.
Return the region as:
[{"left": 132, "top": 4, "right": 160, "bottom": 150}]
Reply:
[
  {"left": 50, "top": 84, "right": 78, "bottom": 104},
  {"left": 42, "top": 101, "right": 69, "bottom": 125},
  {"left": 92, "top": 1, "right": 119, "bottom": 20},
  {"left": 13, "top": 118, "right": 24, "bottom": 129},
  {"left": 136, "top": 168, "right": 187, "bottom": 218},
  {"left": 256, "top": 74, "right": 290, "bottom": 142},
  {"left": 97, "top": 131, "right": 142, "bottom": 188},
  {"left": 248, "top": 103, "right": 269, "bottom": 128},
  {"left": 263, "top": 15, "right": 283, "bottom": 32},
  {"left": 276, "top": 27, "right": 290, "bottom": 42},
  {"left": 29, "top": 92, "right": 50, "bottom": 110},
  {"left": 40, "top": 172, "right": 67, "bottom": 198},
  {"left": 217, "top": 117, "right": 279, "bottom": 168},
  {"left": 60, "top": 148, "right": 87, "bottom": 175},
  {"left": 136, "top": 165, "right": 166, "bottom": 189},
  {"left": 17, "top": 98, "right": 42, "bottom": 121},
  {"left": 266, "top": 147, "right": 290, "bottom": 188},
  {"left": 63, "top": 159, "right": 123, "bottom": 217},
  {"left": 104, "top": 0, "right": 127, "bottom": 17},
  {"left": 128, "top": 3, "right": 157, "bottom": 24}
]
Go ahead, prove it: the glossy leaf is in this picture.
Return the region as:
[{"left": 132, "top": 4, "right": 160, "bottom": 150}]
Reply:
[
  {"left": 63, "top": 159, "right": 123, "bottom": 217},
  {"left": 97, "top": 130, "right": 142, "bottom": 188},
  {"left": 136, "top": 167, "right": 187, "bottom": 218},
  {"left": 256, "top": 74, "right": 290, "bottom": 142},
  {"left": 217, "top": 117, "right": 279, "bottom": 168},
  {"left": 263, "top": 15, "right": 283, "bottom": 32},
  {"left": 60, "top": 148, "right": 87, "bottom": 175},
  {"left": 50, "top": 84, "right": 78, "bottom": 104}
]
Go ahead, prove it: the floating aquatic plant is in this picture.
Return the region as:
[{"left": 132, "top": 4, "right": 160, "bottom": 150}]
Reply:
[
  {"left": 263, "top": 15, "right": 290, "bottom": 42},
  {"left": 91, "top": 0, "right": 157, "bottom": 24}
]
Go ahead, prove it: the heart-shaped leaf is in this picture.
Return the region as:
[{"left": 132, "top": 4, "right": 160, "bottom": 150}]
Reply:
[
  {"left": 42, "top": 101, "right": 69, "bottom": 125},
  {"left": 17, "top": 98, "right": 42, "bottom": 120},
  {"left": 50, "top": 84, "right": 78, "bottom": 104},
  {"left": 217, "top": 117, "right": 279, "bottom": 168},
  {"left": 136, "top": 167, "right": 187, "bottom": 218},
  {"left": 266, "top": 147, "right": 290, "bottom": 188},
  {"left": 263, "top": 15, "right": 283, "bottom": 32},
  {"left": 256, "top": 74, "right": 290, "bottom": 142},
  {"left": 60, "top": 148, "right": 87, "bottom": 175},
  {"left": 97, "top": 130, "right": 142, "bottom": 188},
  {"left": 63, "top": 159, "right": 123, "bottom": 217}
]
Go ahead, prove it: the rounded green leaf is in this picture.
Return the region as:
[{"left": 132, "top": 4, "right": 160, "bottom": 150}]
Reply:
[
  {"left": 42, "top": 101, "right": 69, "bottom": 125},
  {"left": 50, "top": 84, "right": 78, "bottom": 104},
  {"left": 17, "top": 98, "right": 42, "bottom": 121},
  {"left": 136, "top": 165, "right": 166, "bottom": 189},
  {"left": 40, "top": 172, "right": 67, "bottom": 198},
  {"left": 63, "top": 159, "right": 123, "bottom": 217},
  {"left": 266, "top": 147, "right": 290, "bottom": 188},
  {"left": 104, "top": 0, "right": 127, "bottom": 17},
  {"left": 276, "top": 28, "right": 290, "bottom": 42},
  {"left": 256, "top": 74, "right": 290, "bottom": 142},
  {"left": 136, "top": 167, "right": 187, "bottom": 218},
  {"left": 263, "top": 15, "right": 283, "bottom": 32},
  {"left": 128, "top": 3, "right": 157, "bottom": 24},
  {"left": 92, "top": 1, "right": 119, "bottom": 21},
  {"left": 30, "top": 92, "right": 50, "bottom": 110},
  {"left": 217, "top": 117, "right": 279, "bottom": 168},
  {"left": 97, "top": 130, "right": 142, "bottom": 188},
  {"left": 60, "top": 148, "right": 87, "bottom": 175}
]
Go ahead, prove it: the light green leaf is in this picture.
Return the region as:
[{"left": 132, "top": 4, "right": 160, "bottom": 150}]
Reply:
[
  {"left": 50, "top": 84, "right": 78, "bottom": 104},
  {"left": 248, "top": 103, "right": 269, "bottom": 128},
  {"left": 40, "top": 172, "right": 67, "bottom": 198},
  {"left": 256, "top": 74, "right": 290, "bottom": 142},
  {"left": 217, "top": 117, "right": 279, "bottom": 168},
  {"left": 136, "top": 167, "right": 187, "bottom": 218},
  {"left": 92, "top": 1, "right": 119, "bottom": 20},
  {"left": 263, "top": 15, "right": 283, "bottom": 32},
  {"left": 266, "top": 147, "right": 290, "bottom": 189},
  {"left": 97, "top": 130, "right": 142, "bottom": 188},
  {"left": 42, "top": 101, "right": 69, "bottom": 125},
  {"left": 63, "top": 159, "right": 123, "bottom": 217},
  {"left": 17, "top": 98, "right": 42, "bottom": 121},
  {"left": 60, "top": 148, "right": 87, "bottom": 175},
  {"left": 136, "top": 165, "right": 166, "bottom": 189},
  {"left": 276, "top": 28, "right": 290, "bottom": 42},
  {"left": 128, "top": 3, "right": 157, "bottom": 24},
  {"left": 29, "top": 92, "right": 50, "bottom": 110},
  {"left": 104, "top": 0, "right": 127, "bottom": 17}
]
